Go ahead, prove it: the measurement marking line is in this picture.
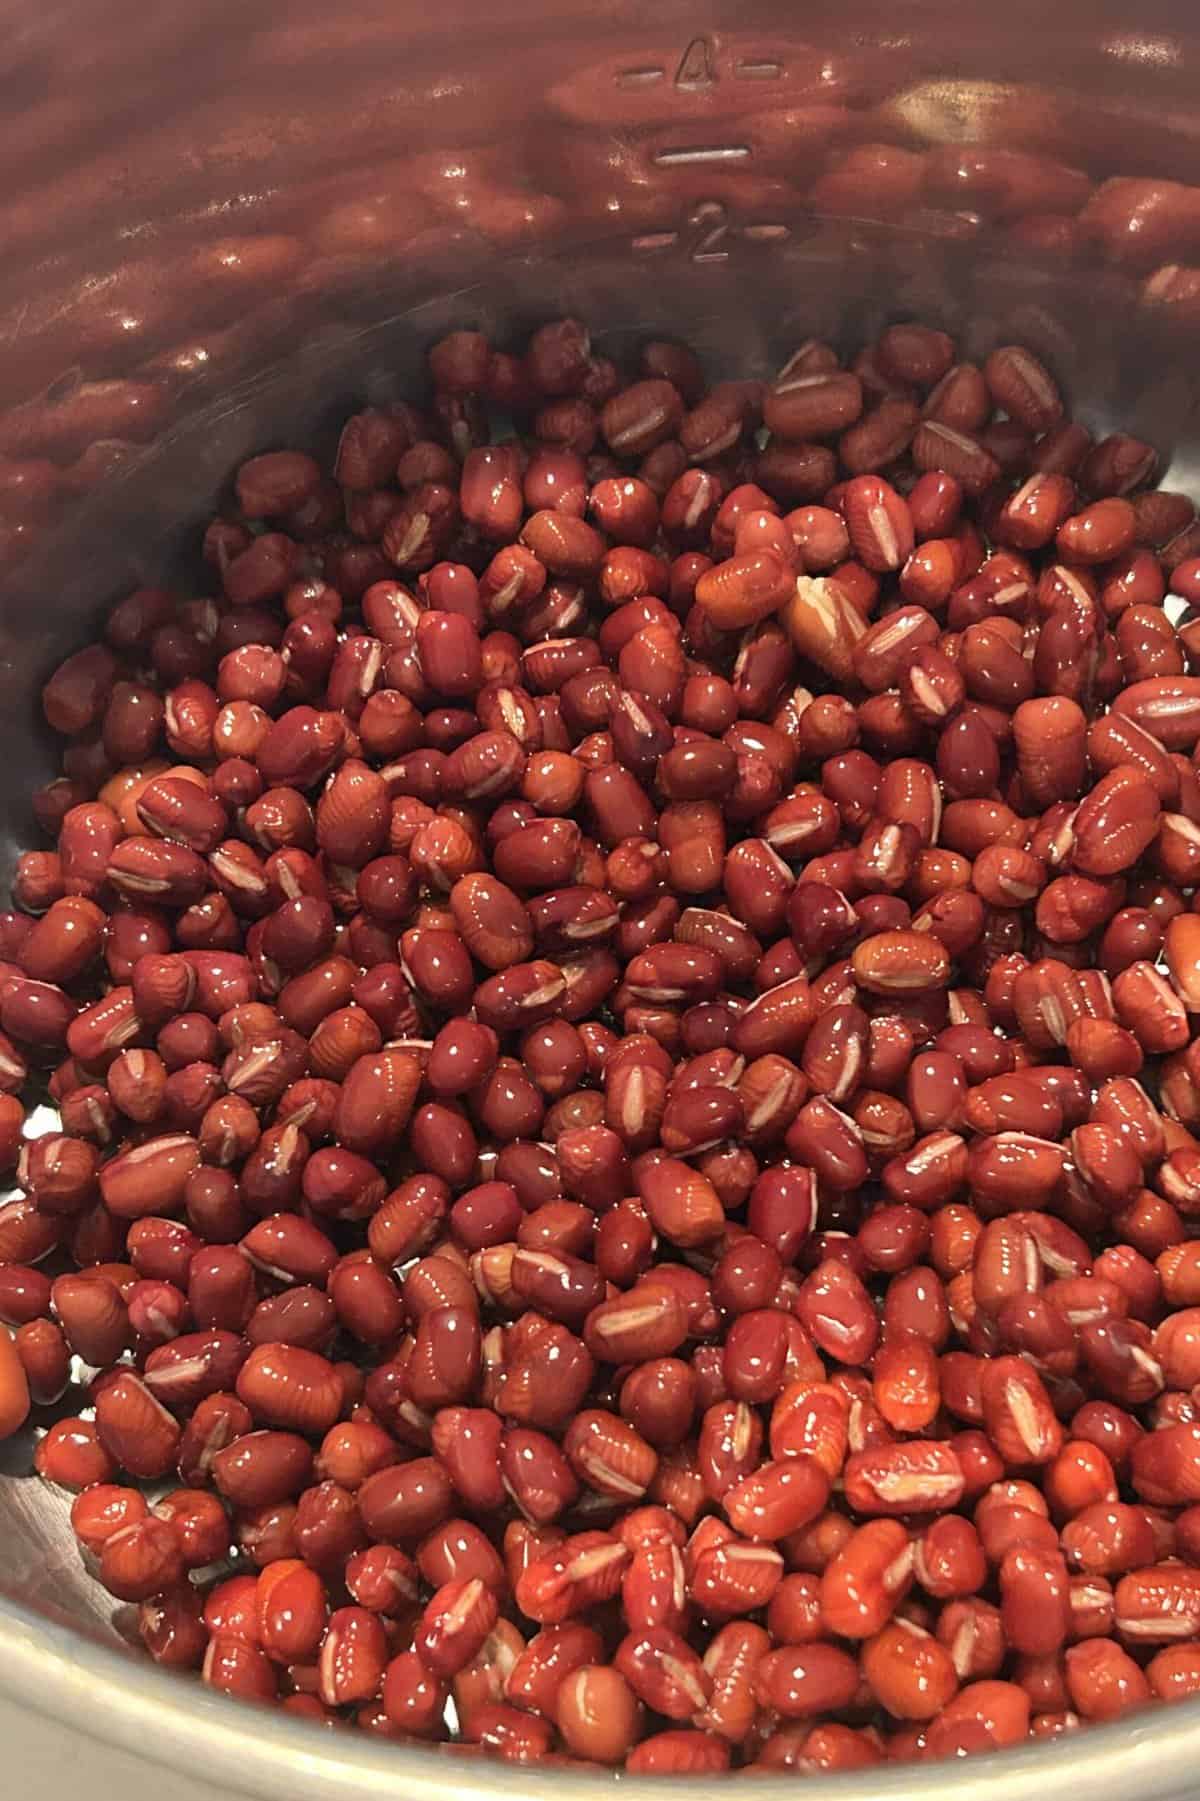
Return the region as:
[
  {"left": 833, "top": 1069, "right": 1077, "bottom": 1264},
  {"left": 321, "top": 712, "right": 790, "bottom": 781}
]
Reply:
[
  {"left": 653, "top": 145, "right": 751, "bottom": 166},
  {"left": 631, "top": 232, "right": 681, "bottom": 253}
]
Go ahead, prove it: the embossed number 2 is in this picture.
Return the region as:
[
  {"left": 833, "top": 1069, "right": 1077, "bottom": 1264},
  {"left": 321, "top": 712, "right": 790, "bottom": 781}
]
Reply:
[{"left": 687, "top": 201, "right": 731, "bottom": 263}]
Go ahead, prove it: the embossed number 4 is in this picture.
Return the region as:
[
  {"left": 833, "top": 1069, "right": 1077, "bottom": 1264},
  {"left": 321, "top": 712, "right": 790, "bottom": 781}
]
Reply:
[{"left": 674, "top": 36, "right": 717, "bottom": 89}]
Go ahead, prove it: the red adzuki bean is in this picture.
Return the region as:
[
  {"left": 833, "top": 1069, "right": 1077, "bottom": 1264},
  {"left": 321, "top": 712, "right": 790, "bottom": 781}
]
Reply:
[{"left": 14, "top": 315, "right": 1200, "bottom": 1775}]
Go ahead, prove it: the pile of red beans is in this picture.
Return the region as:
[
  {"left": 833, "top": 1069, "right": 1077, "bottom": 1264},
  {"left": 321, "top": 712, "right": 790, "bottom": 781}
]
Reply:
[{"left": 4, "top": 318, "right": 1200, "bottom": 1772}]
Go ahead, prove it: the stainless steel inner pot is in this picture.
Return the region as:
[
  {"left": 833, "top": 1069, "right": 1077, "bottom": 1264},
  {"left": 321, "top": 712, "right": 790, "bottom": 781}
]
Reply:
[{"left": 3, "top": 0, "right": 1200, "bottom": 1793}]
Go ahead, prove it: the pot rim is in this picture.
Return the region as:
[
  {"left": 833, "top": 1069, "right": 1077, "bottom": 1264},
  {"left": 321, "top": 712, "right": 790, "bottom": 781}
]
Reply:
[{"left": 1, "top": 1592, "right": 1198, "bottom": 1799}]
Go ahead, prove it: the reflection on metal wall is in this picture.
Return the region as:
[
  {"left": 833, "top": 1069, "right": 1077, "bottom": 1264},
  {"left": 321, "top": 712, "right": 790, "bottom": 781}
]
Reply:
[{"left": 1, "top": 3, "right": 1200, "bottom": 577}]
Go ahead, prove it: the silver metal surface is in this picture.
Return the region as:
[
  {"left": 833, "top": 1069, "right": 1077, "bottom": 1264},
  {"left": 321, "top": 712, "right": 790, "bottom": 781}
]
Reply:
[
  {"left": 1, "top": 0, "right": 1200, "bottom": 1792},
  {"left": 0, "top": 1572, "right": 1199, "bottom": 1801}
]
